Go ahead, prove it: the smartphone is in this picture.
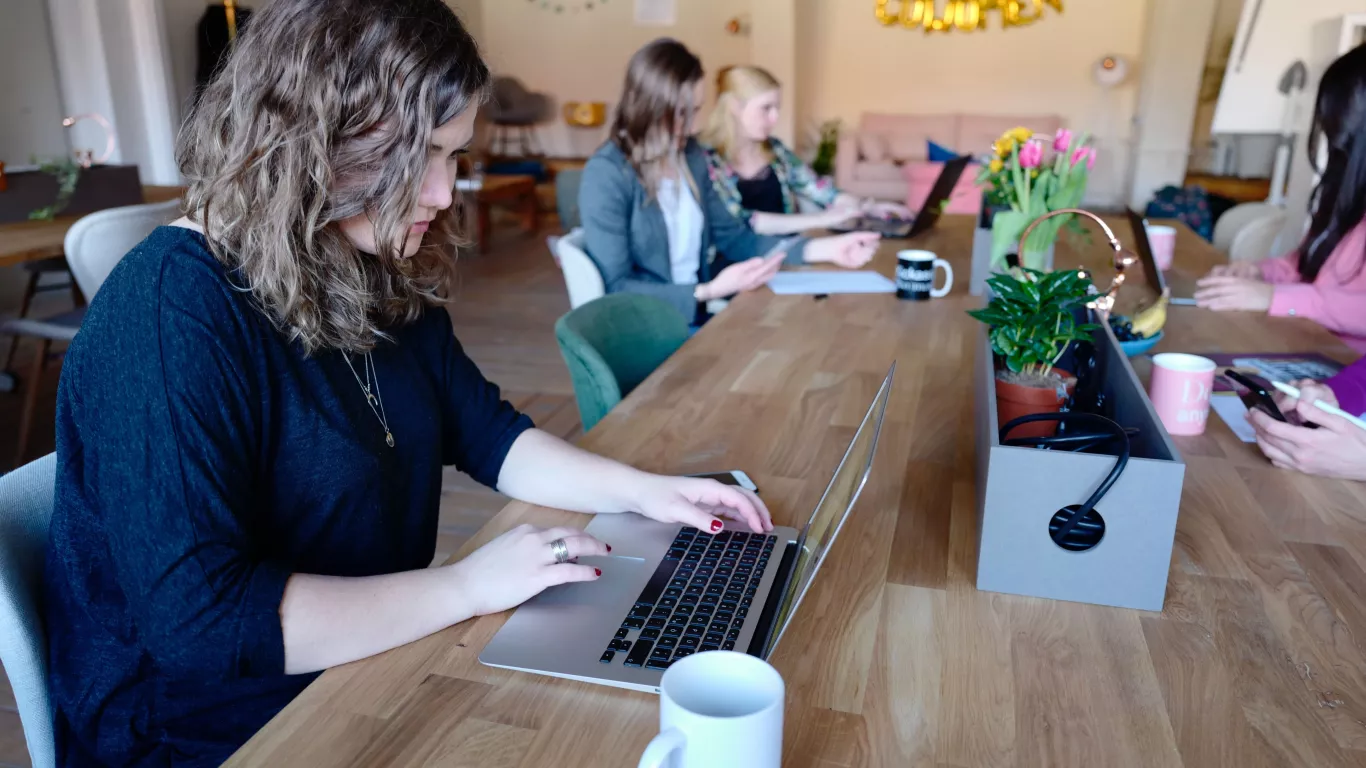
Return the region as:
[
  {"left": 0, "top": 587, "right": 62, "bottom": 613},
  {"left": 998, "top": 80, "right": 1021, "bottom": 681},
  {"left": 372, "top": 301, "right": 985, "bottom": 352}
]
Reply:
[
  {"left": 1223, "top": 369, "right": 1289, "bottom": 422},
  {"left": 688, "top": 470, "right": 759, "bottom": 494},
  {"left": 762, "top": 236, "right": 804, "bottom": 261}
]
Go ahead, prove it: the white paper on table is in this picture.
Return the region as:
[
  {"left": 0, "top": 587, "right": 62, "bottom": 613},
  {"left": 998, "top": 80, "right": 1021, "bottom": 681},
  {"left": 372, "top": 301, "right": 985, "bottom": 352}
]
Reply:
[
  {"left": 767, "top": 271, "right": 897, "bottom": 296},
  {"left": 1209, "top": 394, "right": 1257, "bottom": 443},
  {"left": 634, "top": 0, "right": 676, "bottom": 25}
]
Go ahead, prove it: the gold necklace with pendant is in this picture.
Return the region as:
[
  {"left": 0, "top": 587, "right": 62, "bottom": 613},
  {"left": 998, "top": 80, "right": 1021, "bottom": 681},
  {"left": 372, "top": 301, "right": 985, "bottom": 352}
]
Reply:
[{"left": 343, "top": 351, "right": 395, "bottom": 448}]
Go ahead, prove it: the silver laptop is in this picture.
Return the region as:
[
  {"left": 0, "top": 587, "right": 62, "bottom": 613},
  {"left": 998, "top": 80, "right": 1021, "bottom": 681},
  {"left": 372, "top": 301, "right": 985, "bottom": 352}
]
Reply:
[
  {"left": 479, "top": 365, "right": 894, "bottom": 693},
  {"left": 1128, "top": 209, "right": 1197, "bottom": 305}
]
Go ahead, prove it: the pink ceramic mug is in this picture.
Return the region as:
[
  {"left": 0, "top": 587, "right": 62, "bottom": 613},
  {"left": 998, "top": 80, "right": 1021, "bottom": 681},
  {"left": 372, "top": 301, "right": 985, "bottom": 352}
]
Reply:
[
  {"left": 1149, "top": 353, "right": 1216, "bottom": 436},
  {"left": 1146, "top": 224, "right": 1176, "bottom": 271}
]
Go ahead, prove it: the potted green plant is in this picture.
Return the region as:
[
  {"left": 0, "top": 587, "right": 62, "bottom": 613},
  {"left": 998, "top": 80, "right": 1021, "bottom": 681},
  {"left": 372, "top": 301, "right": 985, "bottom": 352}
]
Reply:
[
  {"left": 968, "top": 267, "right": 1099, "bottom": 438},
  {"left": 810, "top": 119, "right": 840, "bottom": 179}
]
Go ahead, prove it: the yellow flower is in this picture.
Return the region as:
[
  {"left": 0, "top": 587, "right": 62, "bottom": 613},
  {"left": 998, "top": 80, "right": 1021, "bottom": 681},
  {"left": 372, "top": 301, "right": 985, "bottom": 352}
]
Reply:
[
  {"left": 993, "top": 137, "right": 1015, "bottom": 158},
  {"left": 989, "top": 158, "right": 1004, "bottom": 174},
  {"left": 1007, "top": 127, "right": 1034, "bottom": 144}
]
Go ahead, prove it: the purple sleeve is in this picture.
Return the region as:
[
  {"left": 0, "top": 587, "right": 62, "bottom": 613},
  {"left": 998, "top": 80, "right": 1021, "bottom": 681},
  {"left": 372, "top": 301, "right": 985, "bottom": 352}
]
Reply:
[{"left": 1327, "top": 357, "right": 1366, "bottom": 418}]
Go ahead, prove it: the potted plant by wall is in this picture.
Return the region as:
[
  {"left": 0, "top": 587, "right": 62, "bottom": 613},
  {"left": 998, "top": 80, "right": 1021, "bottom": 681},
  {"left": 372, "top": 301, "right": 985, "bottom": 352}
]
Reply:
[{"left": 969, "top": 268, "right": 1099, "bottom": 439}]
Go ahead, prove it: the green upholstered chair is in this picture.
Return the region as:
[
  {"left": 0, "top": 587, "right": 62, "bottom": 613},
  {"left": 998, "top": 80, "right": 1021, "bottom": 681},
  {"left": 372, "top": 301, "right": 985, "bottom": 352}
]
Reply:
[{"left": 555, "top": 293, "right": 690, "bottom": 432}]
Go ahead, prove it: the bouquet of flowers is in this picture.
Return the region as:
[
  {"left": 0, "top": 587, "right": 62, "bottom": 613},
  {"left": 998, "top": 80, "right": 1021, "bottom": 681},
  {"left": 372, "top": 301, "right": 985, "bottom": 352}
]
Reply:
[{"left": 978, "top": 127, "right": 1097, "bottom": 271}]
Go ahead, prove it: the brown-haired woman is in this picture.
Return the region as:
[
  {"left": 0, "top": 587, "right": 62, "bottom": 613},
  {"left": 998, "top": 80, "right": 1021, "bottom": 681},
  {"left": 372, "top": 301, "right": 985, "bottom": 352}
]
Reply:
[
  {"left": 579, "top": 39, "right": 880, "bottom": 324},
  {"left": 42, "top": 2, "right": 769, "bottom": 764}
]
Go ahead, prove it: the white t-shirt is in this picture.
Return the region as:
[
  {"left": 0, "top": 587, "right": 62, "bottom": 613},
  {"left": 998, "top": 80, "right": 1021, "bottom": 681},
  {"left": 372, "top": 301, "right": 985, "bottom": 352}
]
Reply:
[{"left": 657, "top": 176, "right": 704, "bottom": 286}]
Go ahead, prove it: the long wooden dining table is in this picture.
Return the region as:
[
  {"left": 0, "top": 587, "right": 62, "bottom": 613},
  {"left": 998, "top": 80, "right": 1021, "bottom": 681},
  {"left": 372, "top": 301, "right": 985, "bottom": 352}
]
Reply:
[{"left": 229, "top": 215, "right": 1366, "bottom": 767}]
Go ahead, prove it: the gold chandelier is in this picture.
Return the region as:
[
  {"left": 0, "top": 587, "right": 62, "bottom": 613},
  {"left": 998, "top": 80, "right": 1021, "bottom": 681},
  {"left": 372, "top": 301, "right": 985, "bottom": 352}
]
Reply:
[{"left": 875, "top": 0, "right": 1065, "bottom": 33}]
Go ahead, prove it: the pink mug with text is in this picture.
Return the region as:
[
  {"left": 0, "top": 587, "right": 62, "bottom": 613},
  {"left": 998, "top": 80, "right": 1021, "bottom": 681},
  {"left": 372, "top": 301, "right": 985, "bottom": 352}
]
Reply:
[
  {"left": 1146, "top": 224, "right": 1177, "bottom": 271},
  {"left": 1149, "top": 353, "right": 1216, "bottom": 436}
]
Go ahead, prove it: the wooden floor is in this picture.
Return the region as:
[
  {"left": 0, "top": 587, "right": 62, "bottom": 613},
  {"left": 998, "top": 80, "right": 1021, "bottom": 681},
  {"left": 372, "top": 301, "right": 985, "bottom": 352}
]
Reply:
[{"left": 0, "top": 224, "right": 576, "bottom": 768}]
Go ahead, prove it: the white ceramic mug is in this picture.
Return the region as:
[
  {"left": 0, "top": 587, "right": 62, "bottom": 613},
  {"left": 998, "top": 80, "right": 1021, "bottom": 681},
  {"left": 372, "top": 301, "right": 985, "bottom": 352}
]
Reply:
[{"left": 637, "top": 651, "right": 784, "bottom": 768}]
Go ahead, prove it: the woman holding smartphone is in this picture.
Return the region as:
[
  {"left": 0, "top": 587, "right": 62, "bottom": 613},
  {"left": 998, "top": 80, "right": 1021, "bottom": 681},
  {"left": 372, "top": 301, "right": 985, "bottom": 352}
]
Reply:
[
  {"left": 1195, "top": 44, "right": 1366, "bottom": 352},
  {"left": 42, "top": 3, "right": 770, "bottom": 764},
  {"left": 1248, "top": 358, "right": 1366, "bottom": 480},
  {"left": 579, "top": 39, "right": 879, "bottom": 324}
]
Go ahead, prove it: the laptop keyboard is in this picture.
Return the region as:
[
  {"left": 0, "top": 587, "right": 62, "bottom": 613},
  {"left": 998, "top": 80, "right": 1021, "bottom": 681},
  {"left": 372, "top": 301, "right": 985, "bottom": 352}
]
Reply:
[{"left": 599, "top": 528, "right": 776, "bottom": 671}]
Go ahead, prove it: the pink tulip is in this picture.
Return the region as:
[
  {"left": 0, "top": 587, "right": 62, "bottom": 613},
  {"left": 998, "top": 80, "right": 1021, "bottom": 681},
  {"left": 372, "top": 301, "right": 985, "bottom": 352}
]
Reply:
[
  {"left": 1018, "top": 140, "right": 1044, "bottom": 169},
  {"left": 1071, "top": 146, "right": 1097, "bottom": 171},
  {"left": 1053, "top": 128, "right": 1073, "bottom": 153}
]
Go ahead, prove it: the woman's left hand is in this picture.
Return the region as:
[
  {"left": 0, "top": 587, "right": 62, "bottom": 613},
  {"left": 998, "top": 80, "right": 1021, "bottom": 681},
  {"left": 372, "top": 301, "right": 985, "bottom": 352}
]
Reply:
[
  {"left": 629, "top": 475, "right": 774, "bottom": 534},
  {"left": 862, "top": 200, "right": 912, "bottom": 219},
  {"left": 1248, "top": 407, "right": 1366, "bottom": 481},
  {"left": 1193, "top": 276, "right": 1274, "bottom": 312}
]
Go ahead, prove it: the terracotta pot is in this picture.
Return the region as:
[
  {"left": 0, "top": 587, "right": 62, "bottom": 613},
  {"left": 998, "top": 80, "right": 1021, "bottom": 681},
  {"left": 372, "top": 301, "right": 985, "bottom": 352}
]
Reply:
[{"left": 995, "top": 367, "right": 1076, "bottom": 440}]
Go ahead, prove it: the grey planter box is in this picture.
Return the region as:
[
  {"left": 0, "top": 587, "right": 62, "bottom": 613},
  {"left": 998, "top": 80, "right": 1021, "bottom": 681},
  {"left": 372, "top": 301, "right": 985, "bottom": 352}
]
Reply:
[{"left": 972, "top": 309, "right": 1186, "bottom": 611}]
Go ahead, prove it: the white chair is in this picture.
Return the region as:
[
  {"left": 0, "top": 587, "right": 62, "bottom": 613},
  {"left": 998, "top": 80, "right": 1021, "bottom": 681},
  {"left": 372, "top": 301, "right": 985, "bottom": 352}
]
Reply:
[
  {"left": 0, "top": 453, "right": 57, "bottom": 768},
  {"left": 1228, "top": 208, "right": 1288, "bottom": 264},
  {"left": 3, "top": 199, "right": 180, "bottom": 465},
  {"left": 1212, "top": 202, "right": 1282, "bottom": 255},
  {"left": 554, "top": 228, "right": 606, "bottom": 310}
]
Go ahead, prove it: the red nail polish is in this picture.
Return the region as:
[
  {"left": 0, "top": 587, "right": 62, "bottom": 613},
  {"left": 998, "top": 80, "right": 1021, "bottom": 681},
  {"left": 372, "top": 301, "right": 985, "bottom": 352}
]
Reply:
[
  {"left": 711, "top": 520, "right": 723, "bottom": 532},
  {"left": 594, "top": 568, "right": 602, "bottom": 577},
  {"left": 607, "top": 544, "right": 612, "bottom": 552}
]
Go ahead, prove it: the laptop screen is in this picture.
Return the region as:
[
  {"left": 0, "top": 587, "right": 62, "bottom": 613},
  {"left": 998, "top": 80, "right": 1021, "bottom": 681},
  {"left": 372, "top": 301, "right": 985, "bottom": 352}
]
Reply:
[
  {"left": 1127, "top": 209, "right": 1168, "bottom": 295},
  {"left": 766, "top": 366, "right": 893, "bottom": 655}
]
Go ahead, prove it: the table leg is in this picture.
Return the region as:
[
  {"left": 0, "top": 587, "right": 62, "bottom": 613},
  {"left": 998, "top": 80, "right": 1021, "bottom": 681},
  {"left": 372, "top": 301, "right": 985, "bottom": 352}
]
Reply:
[
  {"left": 478, "top": 200, "right": 492, "bottom": 254},
  {"left": 523, "top": 189, "right": 539, "bottom": 235}
]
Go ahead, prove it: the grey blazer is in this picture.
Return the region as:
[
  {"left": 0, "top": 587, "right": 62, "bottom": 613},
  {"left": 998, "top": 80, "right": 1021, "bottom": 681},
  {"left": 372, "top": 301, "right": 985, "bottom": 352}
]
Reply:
[{"left": 579, "top": 138, "right": 807, "bottom": 320}]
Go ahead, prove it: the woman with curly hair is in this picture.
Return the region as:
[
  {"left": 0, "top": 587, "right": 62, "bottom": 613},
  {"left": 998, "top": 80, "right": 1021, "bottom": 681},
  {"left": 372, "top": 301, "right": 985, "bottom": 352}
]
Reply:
[{"left": 42, "top": 1, "right": 768, "bottom": 764}]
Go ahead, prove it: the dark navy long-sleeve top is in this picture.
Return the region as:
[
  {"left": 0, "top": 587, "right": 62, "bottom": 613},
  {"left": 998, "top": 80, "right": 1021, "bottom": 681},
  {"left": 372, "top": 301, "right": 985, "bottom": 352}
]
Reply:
[{"left": 42, "top": 226, "right": 533, "bottom": 766}]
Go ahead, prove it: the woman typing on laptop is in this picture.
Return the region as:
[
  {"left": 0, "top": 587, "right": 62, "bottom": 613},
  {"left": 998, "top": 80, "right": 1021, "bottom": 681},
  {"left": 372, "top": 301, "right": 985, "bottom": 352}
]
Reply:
[
  {"left": 42, "top": 4, "right": 768, "bottom": 765},
  {"left": 1194, "top": 45, "right": 1366, "bottom": 353},
  {"left": 579, "top": 40, "right": 879, "bottom": 324},
  {"left": 699, "top": 65, "right": 911, "bottom": 236}
]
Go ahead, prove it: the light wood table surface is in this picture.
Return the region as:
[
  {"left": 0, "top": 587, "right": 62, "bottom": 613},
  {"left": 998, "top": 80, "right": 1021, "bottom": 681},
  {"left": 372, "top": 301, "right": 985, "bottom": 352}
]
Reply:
[
  {"left": 0, "top": 185, "right": 183, "bottom": 268},
  {"left": 230, "top": 216, "right": 1366, "bottom": 767}
]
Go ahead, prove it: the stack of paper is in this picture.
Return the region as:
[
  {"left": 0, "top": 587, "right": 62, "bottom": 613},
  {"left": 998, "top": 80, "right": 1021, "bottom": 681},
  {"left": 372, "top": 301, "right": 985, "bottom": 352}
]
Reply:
[{"left": 767, "top": 271, "right": 897, "bottom": 296}]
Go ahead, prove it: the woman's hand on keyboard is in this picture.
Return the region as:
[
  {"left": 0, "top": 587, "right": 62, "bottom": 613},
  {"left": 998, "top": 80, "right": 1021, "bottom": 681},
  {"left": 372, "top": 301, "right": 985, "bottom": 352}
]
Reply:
[
  {"left": 629, "top": 475, "right": 774, "bottom": 534},
  {"left": 449, "top": 525, "right": 606, "bottom": 616}
]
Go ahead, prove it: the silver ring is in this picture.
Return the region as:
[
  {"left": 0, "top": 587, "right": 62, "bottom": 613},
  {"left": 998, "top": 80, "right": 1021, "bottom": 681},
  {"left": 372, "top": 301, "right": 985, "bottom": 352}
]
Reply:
[{"left": 550, "top": 538, "right": 570, "bottom": 564}]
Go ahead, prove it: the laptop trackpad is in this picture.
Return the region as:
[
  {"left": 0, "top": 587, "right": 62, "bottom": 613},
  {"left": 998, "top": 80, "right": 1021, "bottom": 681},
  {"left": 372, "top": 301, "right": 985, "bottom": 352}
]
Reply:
[{"left": 527, "top": 555, "right": 647, "bottom": 606}]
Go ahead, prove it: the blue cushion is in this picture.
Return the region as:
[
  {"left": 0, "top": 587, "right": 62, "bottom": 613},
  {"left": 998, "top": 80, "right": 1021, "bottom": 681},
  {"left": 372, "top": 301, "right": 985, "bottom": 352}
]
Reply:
[{"left": 927, "top": 140, "right": 959, "bottom": 163}]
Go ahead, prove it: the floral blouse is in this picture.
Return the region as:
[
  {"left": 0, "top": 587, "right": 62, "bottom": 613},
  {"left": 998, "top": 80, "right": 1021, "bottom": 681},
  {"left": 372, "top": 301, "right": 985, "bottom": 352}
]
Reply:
[{"left": 702, "top": 137, "right": 840, "bottom": 225}]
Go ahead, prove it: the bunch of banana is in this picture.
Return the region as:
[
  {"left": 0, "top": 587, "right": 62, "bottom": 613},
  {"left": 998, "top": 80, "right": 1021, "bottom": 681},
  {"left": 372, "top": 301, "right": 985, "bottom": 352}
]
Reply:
[{"left": 1130, "top": 288, "right": 1170, "bottom": 338}]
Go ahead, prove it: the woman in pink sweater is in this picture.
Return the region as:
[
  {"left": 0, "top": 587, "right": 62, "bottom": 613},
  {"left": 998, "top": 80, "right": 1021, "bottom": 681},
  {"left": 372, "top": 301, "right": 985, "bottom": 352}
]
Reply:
[{"left": 1195, "top": 44, "right": 1366, "bottom": 353}]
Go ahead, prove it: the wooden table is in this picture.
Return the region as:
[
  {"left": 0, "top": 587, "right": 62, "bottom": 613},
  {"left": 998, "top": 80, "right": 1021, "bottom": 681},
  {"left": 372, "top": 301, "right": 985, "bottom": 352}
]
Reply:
[
  {"left": 231, "top": 216, "right": 1366, "bottom": 767},
  {"left": 473, "top": 174, "right": 539, "bottom": 254},
  {"left": 0, "top": 185, "right": 184, "bottom": 268}
]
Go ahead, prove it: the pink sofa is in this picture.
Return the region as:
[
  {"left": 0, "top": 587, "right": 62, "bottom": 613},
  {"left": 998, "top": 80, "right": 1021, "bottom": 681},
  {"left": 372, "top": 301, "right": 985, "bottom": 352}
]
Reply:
[{"left": 835, "top": 113, "right": 1064, "bottom": 203}]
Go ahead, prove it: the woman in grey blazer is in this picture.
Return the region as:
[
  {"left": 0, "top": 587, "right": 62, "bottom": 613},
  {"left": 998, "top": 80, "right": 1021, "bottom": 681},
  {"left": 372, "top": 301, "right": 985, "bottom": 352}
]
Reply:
[{"left": 580, "top": 38, "right": 879, "bottom": 323}]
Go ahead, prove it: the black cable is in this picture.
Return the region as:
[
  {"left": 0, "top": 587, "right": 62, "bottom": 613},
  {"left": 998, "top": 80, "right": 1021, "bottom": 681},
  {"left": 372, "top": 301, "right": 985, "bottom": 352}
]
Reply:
[{"left": 999, "top": 412, "right": 1131, "bottom": 549}]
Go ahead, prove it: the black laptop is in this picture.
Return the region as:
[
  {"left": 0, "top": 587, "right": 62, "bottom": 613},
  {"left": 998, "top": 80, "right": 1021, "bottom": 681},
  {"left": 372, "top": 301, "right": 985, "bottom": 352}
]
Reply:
[{"left": 831, "top": 154, "right": 973, "bottom": 239}]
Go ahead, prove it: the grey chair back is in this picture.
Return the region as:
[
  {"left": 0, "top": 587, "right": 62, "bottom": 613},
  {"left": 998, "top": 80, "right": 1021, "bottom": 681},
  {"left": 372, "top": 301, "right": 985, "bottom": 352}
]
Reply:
[
  {"left": 0, "top": 453, "right": 57, "bottom": 768},
  {"left": 64, "top": 198, "right": 181, "bottom": 301}
]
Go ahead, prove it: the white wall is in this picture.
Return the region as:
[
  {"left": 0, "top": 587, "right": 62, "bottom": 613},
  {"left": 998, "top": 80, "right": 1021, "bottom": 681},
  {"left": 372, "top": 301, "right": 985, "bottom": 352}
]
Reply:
[
  {"left": 0, "top": 0, "right": 70, "bottom": 164},
  {"left": 796, "top": 0, "right": 1149, "bottom": 207},
  {"left": 1128, "top": 0, "right": 1218, "bottom": 209},
  {"left": 479, "top": 0, "right": 752, "bottom": 158},
  {"left": 1212, "top": 0, "right": 1366, "bottom": 135}
]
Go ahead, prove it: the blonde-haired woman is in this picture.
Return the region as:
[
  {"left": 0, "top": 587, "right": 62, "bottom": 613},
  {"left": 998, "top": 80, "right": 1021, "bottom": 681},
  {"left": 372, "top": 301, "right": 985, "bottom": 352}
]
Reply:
[
  {"left": 702, "top": 65, "right": 910, "bottom": 236},
  {"left": 580, "top": 40, "right": 879, "bottom": 324},
  {"left": 42, "top": 2, "right": 770, "bottom": 764}
]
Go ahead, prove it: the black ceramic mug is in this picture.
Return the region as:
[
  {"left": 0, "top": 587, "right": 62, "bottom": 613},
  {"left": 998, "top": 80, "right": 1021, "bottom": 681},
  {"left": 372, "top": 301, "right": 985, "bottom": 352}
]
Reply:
[{"left": 895, "top": 250, "right": 954, "bottom": 300}]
